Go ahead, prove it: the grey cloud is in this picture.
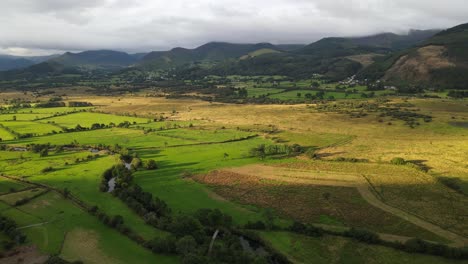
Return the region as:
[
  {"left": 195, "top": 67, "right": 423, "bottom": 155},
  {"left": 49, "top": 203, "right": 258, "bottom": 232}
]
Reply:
[{"left": 0, "top": 0, "right": 466, "bottom": 55}]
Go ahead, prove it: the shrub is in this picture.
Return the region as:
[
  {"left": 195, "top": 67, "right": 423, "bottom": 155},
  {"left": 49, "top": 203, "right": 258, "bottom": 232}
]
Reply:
[
  {"left": 305, "top": 148, "right": 318, "bottom": 159},
  {"left": 146, "top": 159, "right": 158, "bottom": 170},
  {"left": 244, "top": 221, "right": 266, "bottom": 230},
  {"left": 41, "top": 166, "right": 54, "bottom": 173},
  {"left": 131, "top": 158, "right": 142, "bottom": 170},
  {"left": 390, "top": 157, "right": 406, "bottom": 165},
  {"left": 176, "top": 235, "right": 198, "bottom": 256},
  {"left": 345, "top": 228, "right": 380, "bottom": 244}
]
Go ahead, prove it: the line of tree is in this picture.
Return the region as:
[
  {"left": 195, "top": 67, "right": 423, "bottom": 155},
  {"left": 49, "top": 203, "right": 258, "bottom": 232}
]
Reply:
[
  {"left": 99, "top": 161, "right": 288, "bottom": 263},
  {"left": 255, "top": 220, "right": 468, "bottom": 260},
  {"left": 14, "top": 189, "right": 49, "bottom": 206},
  {"left": 249, "top": 144, "right": 305, "bottom": 160},
  {"left": 0, "top": 215, "right": 27, "bottom": 251}
]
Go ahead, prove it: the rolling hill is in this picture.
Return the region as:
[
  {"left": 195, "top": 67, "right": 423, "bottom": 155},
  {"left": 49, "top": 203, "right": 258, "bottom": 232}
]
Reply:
[
  {"left": 50, "top": 50, "right": 139, "bottom": 70},
  {"left": 170, "top": 30, "right": 440, "bottom": 81},
  {"left": 139, "top": 42, "right": 283, "bottom": 69},
  {"left": 295, "top": 30, "right": 440, "bottom": 59},
  {"left": 0, "top": 50, "right": 141, "bottom": 80},
  {"left": 358, "top": 23, "right": 468, "bottom": 89},
  {"left": 0, "top": 54, "right": 58, "bottom": 71}
]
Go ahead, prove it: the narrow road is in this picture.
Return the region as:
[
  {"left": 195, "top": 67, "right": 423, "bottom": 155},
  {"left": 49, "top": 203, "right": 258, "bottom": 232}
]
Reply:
[
  {"left": 224, "top": 164, "right": 468, "bottom": 247},
  {"left": 355, "top": 182, "right": 468, "bottom": 247}
]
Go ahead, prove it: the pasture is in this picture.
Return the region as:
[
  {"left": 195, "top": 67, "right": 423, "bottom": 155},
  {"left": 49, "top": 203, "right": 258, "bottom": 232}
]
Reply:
[
  {"left": 0, "top": 121, "right": 61, "bottom": 136},
  {"left": 0, "top": 94, "right": 466, "bottom": 262},
  {"left": 260, "top": 231, "right": 468, "bottom": 264},
  {"left": 40, "top": 112, "right": 150, "bottom": 128}
]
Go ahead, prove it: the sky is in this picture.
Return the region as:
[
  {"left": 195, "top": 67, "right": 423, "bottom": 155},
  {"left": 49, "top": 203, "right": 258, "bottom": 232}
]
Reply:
[{"left": 0, "top": 0, "right": 467, "bottom": 56}]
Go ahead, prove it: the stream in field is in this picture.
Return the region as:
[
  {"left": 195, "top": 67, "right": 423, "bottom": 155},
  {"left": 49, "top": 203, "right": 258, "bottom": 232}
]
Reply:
[
  {"left": 107, "top": 162, "right": 131, "bottom": 192},
  {"left": 107, "top": 177, "right": 116, "bottom": 192}
]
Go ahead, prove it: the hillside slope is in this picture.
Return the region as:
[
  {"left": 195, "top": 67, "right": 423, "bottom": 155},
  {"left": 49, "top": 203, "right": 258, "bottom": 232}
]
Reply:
[
  {"left": 295, "top": 30, "right": 440, "bottom": 59},
  {"left": 139, "top": 42, "right": 281, "bottom": 69},
  {"left": 0, "top": 54, "right": 58, "bottom": 71},
  {"left": 359, "top": 23, "right": 468, "bottom": 89},
  {"left": 50, "top": 50, "right": 138, "bottom": 70}
]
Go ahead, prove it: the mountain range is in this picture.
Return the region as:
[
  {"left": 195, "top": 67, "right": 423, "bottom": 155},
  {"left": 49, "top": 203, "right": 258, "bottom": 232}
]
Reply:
[
  {"left": 1, "top": 23, "right": 467, "bottom": 89},
  {"left": 359, "top": 23, "right": 468, "bottom": 89},
  {"left": 0, "top": 54, "right": 59, "bottom": 71}
]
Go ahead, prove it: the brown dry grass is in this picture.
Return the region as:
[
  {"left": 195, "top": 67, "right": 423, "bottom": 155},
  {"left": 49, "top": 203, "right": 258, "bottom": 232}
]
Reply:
[
  {"left": 0, "top": 245, "right": 48, "bottom": 264},
  {"left": 60, "top": 228, "right": 120, "bottom": 264},
  {"left": 70, "top": 95, "right": 468, "bottom": 179},
  {"left": 274, "top": 161, "right": 468, "bottom": 238},
  {"left": 195, "top": 169, "right": 444, "bottom": 241},
  {"left": 384, "top": 45, "right": 456, "bottom": 82},
  {"left": 346, "top": 53, "right": 383, "bottom": 67}
]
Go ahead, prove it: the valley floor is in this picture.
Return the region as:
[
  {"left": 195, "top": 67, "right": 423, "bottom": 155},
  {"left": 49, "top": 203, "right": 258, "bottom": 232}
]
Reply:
[{"left": 0, "top": 92, "right": 467, "bottom": 263}]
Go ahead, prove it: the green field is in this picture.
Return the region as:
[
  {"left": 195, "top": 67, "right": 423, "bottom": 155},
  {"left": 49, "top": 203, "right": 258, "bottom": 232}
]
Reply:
[
  {"left": 2, "top": 192, "right": 177, "bottom": 263},
  {"left": 0, "top": 127, "right": 15, "bottom": 140},
  {"left": 40, "top": 112, "right": 150, "bottom": 128},
  {"left": 0, "top": 113, "right": 54, "bottom": 121},
  {"left": 246, "top": 87, "right": 285, "bottom": 97},
  {"left": 0, "top": 188, "right": 45, "bottom": 205},
  {"left": 0, "top": 96, "right": 466, "bottom": 263},
  {"left": 134, "top": 137, "right": 278, "bottom": 224},
  {"left": 0, "top": 177, "right": 27, "bottom": 194},
  {"left": 0, "top": 151, "right": 167, "bottom": 241},
  {"left": 260, "top": 231, "right": 468, "bottom": 264},
  {"left": 0, "top": 121, "right": 61, "bottom": 136}
]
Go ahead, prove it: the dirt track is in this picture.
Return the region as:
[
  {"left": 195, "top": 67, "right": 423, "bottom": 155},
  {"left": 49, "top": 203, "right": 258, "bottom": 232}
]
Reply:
[{"left": 223, "top": 165, "right": 468, "bottom": 247}]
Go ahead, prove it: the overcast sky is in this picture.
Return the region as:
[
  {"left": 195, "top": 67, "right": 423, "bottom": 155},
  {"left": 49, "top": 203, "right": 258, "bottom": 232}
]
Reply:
[{"left": 0, "top": 0, "right": 467, "bottom": 56}]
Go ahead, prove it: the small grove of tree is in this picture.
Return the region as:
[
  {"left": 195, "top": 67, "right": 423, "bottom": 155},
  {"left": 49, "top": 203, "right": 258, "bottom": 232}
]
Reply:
[
  {"left": 29, "top": 143, "right": 50, "bottom": 154},
  {"left": 68, "top": 101, "right": 93, "bottom": 107},
  {"left": 146, "top": 159, "right": 158, "bottom": 170},
  {"left": 145, "top": 209, "right": 269, "bottom": 264},
  {"left": 0, "top": 215, "right": 27, "bottom": 249},
  {"left": 237, "top": 88, "right": 248, "bottom": 98},
  {"left": 114, "top": 184, "right": 171, "bottom": 221},
  {"left": 15, "top": 189, "right": 49, "bottom": 206},
  {"left": 249, "top": 144, "right": 304, "bottom": 159},
  {"left": 41, "top": 166, "right": 54, "bottom": 173},
  {"left": 40, "top": 148, "right": 49, "bottom": 157},
  {"left": 130, "top": 157, "right": 142, "bottom": 170},
  {"left": 99, "top": 161, "right": 277, "bottom": 263}
]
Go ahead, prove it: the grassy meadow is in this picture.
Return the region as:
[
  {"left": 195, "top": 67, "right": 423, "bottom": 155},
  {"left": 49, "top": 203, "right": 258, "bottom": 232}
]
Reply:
[{"left": 0, "top": 92, "right": 466, "bottom": 263}]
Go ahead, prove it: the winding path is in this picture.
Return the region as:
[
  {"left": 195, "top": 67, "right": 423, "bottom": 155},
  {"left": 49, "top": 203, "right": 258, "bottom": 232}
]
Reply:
[{"left": 223, "top": 164, "right": 468, "bottom": 247}]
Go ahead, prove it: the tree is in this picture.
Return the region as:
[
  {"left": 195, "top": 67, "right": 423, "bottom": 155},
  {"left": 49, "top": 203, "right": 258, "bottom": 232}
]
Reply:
[
  {"left": 146, "top": 159, "right": 158, "bottom": 170},
  {"left": 147, "top": 236, "right": 176, "bottom": 254},
  {"left": 249, "top": 145, "right": 266, "bottom": 160},
  {"left": 110, "top": 215, "right": 124, "bottom": 228},
  {"left": 169, "top": 215, "right": 203, "bottom": 237},
  {"left": 297, "top": 92, "right": 302, "bottom": 98},
  {"left": 131, "top": 158, "right": 142, "bottom": 170},
  {"left": 40, "top": 148, "right": 48, "bottom": 157},
  {"left": 63, "top": 188, "right": 70, "bottom": 198},
  {"left": 176, "top": 235, "right": 198, "bottom": 256}
]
